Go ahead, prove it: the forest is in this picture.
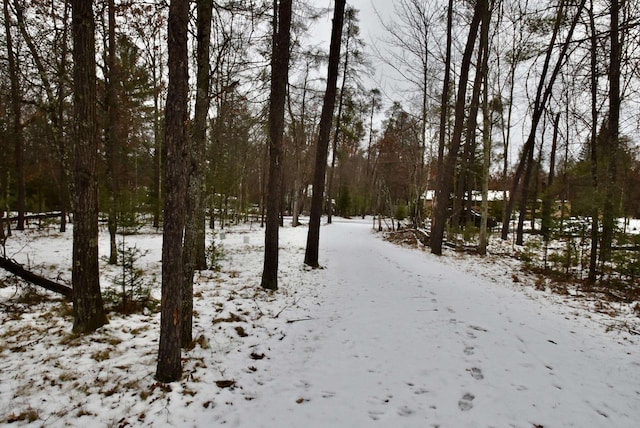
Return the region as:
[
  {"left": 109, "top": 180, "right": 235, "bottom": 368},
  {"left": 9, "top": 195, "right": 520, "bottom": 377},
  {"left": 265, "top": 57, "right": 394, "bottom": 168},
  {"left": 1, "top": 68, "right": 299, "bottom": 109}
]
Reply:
[{"left": 1, "top": 0, "right": 640, "bottom": 385}]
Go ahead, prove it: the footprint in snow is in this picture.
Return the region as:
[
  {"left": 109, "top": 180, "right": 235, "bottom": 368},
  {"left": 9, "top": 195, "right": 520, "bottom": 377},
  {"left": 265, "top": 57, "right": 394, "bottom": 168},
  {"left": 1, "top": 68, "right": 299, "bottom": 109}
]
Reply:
[
  {"left": 468, "top": 367, "right": 484, "bottom": 380},
  {"left": 397, "top": 405, "right": 414, "bottom": 416},
  {"left": 368, "top": 410, "right": 385, "bottom": 421},
  {"left": 466, "top": 325, "right": 487, "bottom": 339},
  {"left": 295, "top": 380, "right": 311, "bottom": 390},
  {"left": 458, "top": 393, "right": 475, "bottom": 411},
  {"left": 463, "top": 346, "right": 475, "bottom": 356}
]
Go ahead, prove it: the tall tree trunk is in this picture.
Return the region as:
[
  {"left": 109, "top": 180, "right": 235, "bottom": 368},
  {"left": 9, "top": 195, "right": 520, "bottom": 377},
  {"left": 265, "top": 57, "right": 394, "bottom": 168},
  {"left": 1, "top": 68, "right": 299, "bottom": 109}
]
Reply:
[
  {"left": 0, "top": 112, "right": 7, "bottom": 240},
  {"left": 288, "top": 65, "right": 309, "bottom": 228},
  {"left": 192, "top": 36, "right": 208, "bottom": 272},
  {"left": 452, "top": 35, "right": 485, "bottom": 230},
  {"left": 327, "top": 11, "right": 352, "bottom": 225},
  {"left": 587, "top": 0, "right": 599, "bottom": 283},
  {"left": 500, "top": 8, "right": 518, "bottom": 241},
  {"left": 182, "top": 0, "right": 213, "bottom": 347},
  {"left": 415, "top": 20, "right": 430, "bottom": 228},
  {"left": 261, "top": 0, "right": 292, "bottom": 290},
  {"left": 364, "top": 89, "right": 380, "bottom": 217},
  {"left": 478, "top": 0, "right": 492, "bottom": 256},
  {"left": 104, "top": 0, "right": 119, "bottom": 265},
  {"left": 57, "top": 1, "right": 71, "bottom": 234},
  {"left": 435, "top": 0, "right": 453, "bottom": 183},
  {"left": 157, "top": 0, "right": 189, "bottom": 383},
  {"left": 152, "top": 33, "right": 163, "bottom": 230},
  {"left": 71, "top": 0, "right": 107, "bottom": 334},
  {"left": 500, "top": 0, "right": 586, "bottom": 240},
  {"left": 430, "top": 0, "right": 484, "bottom": 255},
  {"left": 4, "top": 0, "right": 24, "bottom": 231},
  {"left": 601, "top": 0, "right": 622, "bottom": 265},
  {"left": 304, "top": 0, "right": 346, "bottom": 268}
]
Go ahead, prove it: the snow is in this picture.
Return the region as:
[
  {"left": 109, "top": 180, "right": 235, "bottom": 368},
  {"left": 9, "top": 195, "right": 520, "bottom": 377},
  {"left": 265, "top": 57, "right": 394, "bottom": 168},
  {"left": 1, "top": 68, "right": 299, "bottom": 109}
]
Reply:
[{"left": 1, "top": 217, "right": 639, "bottom": 427}]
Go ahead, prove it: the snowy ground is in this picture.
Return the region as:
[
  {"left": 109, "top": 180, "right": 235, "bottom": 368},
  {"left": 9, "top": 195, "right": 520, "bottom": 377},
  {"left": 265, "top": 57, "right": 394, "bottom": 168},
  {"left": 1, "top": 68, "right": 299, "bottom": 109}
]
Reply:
[{"left": 1, "top": 217, "right": 639, "bottom": 427}]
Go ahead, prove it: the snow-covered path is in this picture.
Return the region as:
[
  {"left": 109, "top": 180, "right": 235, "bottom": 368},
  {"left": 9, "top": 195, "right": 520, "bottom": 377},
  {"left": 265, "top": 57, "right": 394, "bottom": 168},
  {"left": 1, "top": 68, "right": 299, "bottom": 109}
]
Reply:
[{"left": 213, "top": 218, "right": 640, "bottom": 427}]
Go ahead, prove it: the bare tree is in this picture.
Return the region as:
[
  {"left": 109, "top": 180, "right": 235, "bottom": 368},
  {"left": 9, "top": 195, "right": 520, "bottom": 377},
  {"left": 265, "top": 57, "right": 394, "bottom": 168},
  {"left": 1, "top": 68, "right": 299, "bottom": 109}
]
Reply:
[
  {"left": 261, "top": 0, "right": 293, "bottom": 290},
  {"left": 157, "top": 0, "right": 189, "bottom": 383},
  {"left": 327, "top": 6, "right": 359, "bottom": 225},
  {"left": 182, "top": 0, "right": 213, "bottom": 346},
  {"left": 375, "top": 0, "right": 436, "bottom": 227},
  {"left": 587, "top": 0, "right": 599, "bottom": 282},
  {"left": 500, "top": 0, "right": 587, "bottom": 243},
  {"left": 304, "top": 0, "right": 346, "bottom": 268},
  {"left": 70, "top": 0, "right": 107, "bottom": 333},
  {"left": 600, "top": 0, "right": 623, "bottom": 264},
  {"left": 364, "top": 88, "right": 382, "bottom": 216},
  {"left": 3, "top": 0, "right": 24, "bottom": 231},
  {"left": 104, "top": 0, "right": 119, "bottom": 264},
  {"left": 12, "top": 0, "right": 72, "bottom": 233},
  {"left": 430, "top": 0, "right": 484, "bottom": 255},
  {"left": 437, "top": 0, "right": 453, "bottom": 196},
  {"left": 478, "top": 0, "right": 493, "bottom": 256}
]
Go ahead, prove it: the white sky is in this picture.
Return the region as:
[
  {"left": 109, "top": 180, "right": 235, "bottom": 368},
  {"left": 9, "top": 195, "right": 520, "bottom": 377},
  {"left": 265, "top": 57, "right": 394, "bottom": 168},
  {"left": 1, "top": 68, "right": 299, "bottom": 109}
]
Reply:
[{"left": 306, "top": 0, "right": 400, "bottom": 106}]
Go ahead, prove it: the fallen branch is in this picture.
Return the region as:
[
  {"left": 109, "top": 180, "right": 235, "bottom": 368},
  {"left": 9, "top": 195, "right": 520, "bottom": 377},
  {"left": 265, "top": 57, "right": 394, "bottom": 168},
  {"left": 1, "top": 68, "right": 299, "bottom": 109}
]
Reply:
[
  {"left": 0, "top": 256, "right": 72, "bottom": 300},
  {"left": 286, "top": 317, "right": 314, "bottom": 324},
  {"left": 274, "top": 297, "right": 300, "bottom": 319},
  {"left": 5, "top": 212, "right": 63, "bottom": 222}
]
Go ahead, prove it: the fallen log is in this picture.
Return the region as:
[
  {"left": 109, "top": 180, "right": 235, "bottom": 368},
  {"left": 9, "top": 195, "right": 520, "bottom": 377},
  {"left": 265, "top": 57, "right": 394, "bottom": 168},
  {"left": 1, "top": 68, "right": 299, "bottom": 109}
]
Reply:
[
  {"left": 5, "top": 212, "right": 63, "bottom": 222},
  {"left": 0, "top": 256, "right": 72, "bottom": 300}
]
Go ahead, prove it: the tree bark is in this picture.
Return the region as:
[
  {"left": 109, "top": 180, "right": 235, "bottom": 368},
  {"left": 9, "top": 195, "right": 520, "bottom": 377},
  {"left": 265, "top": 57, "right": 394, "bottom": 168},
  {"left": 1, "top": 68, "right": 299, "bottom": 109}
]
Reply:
[
  {"left": 71, "top": 0, "right": 107, "bottom": 334},
  {"left": 601, "top": 0, "right": 622, "bottom": 264},
  {"left": 157, "top": 0, "right": 189, "bottom": 383},
  {"left": 430, "top": 0, "right": 484, "bottom": 255},
  {"left": 477, "top": 1, "right": 492, "bottom": 256},
  {"left": 364, "top": 89, "right": 381, "bottom": 217},
  {"left": 183, "top": 0, "right": 213, "bottom": 347},
  {"left": 435, "top": 0, "right": 453, "bottom": 185},
  {"left": 4, "top": 0, "right": 25, "bottom": 231},
  {"left": 261, "top": 0, "right": 292, "bottom": 290},
  {"left": 287, "top": 68, "right": 308, "bottom": 228},
  {"left": 304, "top": 0, "right": 346, "bottom": 268},
  {"left": 104, "top": 0, "right": 119, "bottom": 265},
  {"left": 452, "top": 33, "right": 486, "bottom": 230},
  {"left": 587, "top": 0, "right": 599, "bottom": 283},
  {"left": 327, "top": 9, "right": 353, "bottom": 225},
  {"left": 152, "top": 32, "right": 163, "bottom": 230},
  {"left": 541, "top": 112, "right": 560, "bottom": 242}
]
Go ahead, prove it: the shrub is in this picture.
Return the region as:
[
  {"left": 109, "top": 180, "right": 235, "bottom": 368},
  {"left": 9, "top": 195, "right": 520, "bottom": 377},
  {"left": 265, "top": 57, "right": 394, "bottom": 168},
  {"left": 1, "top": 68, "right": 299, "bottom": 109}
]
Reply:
[
  {"left": 105, "top": 243, "right": 156, "bottom": 313},
  {"left": 206, "top": 240, "right": 225, "bottom": 271}
]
